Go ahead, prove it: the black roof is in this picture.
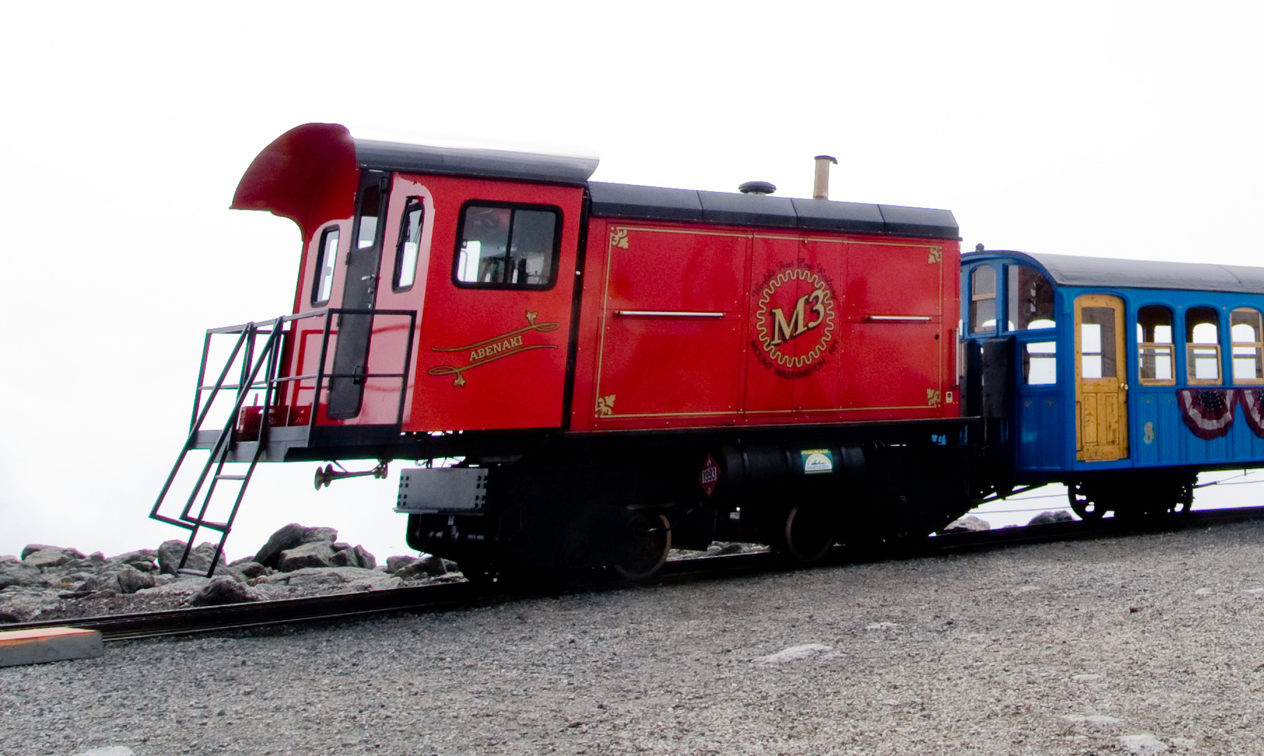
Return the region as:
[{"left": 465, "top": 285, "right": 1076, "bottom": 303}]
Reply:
[
  {"left": 968, "top": 251, "right": 1264, "bottom": 295},
  {"left": 356, "top": 138, "right": 599, "bottom": 186},
  {"left": 588, "top": 182, "right": 958, "bottom": 240}
]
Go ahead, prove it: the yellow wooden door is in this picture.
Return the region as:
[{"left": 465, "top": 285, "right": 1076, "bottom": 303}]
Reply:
[{"left": 1075, "top": 294, "right": 1129, "bottom": 461}]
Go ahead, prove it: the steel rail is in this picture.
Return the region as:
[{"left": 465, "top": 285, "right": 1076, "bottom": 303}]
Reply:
[{"left": 8, "top": 505, "right": 1264, "bottom": 641}]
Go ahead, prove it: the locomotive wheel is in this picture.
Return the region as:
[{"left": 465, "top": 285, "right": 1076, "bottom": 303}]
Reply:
[
  {"left": 613, "top": 513, "right": 672, "bottom": 580},
  {"left": 1066, "top": 482, "right": 1107, "bottom": 521},
  {"left": 1169, "top": 479, "right": 1195, "bottom": 516},
  {"left": 778, "top": 504, "right": 836, "bottom": 564}
]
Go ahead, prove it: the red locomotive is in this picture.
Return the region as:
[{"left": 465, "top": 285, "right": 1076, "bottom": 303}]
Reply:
[{"left": 153, "top": 123, "right": 972, "bottom": 579}]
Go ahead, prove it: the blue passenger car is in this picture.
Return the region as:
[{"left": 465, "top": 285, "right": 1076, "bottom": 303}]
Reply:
[{"left": 961, "top": 251, "right": 1264, "bottom": 517}]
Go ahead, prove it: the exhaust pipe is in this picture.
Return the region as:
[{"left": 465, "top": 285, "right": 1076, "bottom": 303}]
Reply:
[{"left": 812, "top": 155, "right": 837, "bottom": 200}]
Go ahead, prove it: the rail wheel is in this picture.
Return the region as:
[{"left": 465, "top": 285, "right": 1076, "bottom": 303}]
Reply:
[
  {"left": 613, "top": 513, "right": 672, "bottom": 580},
  {"left": 1067, "top": 482, "right": 1107, "bottom": 521},
  {"left": 776, "top": 504, "right": 836, "bottom": 564}
]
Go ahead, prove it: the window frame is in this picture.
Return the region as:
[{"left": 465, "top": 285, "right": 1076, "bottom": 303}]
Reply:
[
  {"left": 1230, "top": 307, "right": 1264, "bottom": 385},
  {"left": 451, "top": 201, "right": 563, "bottom": 291},
  {"left": 310, "top": 225, "right": 341, "bottom": 306},
  {"left": 392, "top": 197, "right": 425, "bottom": 293},
  {"left": 1005, "top": 264, "right": 1055, "bottom": 332},
  {"left": 1136, "top": 304, "right": 1176, "bottom": 386},
  {"left": 969, "top": 265, "right": 997, "bottom": 335},
  {"left": 1184, "top": 306, "right": 1222, "bottom": 385}
]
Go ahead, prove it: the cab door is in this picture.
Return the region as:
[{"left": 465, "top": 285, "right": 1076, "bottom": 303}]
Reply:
[
  {"left": 1075, "top": 294, "right": 1129, "bottom": 461},
  {"left": 409, "top": 176, "right": 585, "bottom": 432}
]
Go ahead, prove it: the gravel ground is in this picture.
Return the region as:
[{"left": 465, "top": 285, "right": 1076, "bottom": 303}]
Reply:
[{"left": 5, "top": 522, "right": 1264, "bottom": 756}]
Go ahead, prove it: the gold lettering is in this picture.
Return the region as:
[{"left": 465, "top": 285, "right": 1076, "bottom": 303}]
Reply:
[{"left": 771, "top": 294, "right": 812, "bottom": 346}]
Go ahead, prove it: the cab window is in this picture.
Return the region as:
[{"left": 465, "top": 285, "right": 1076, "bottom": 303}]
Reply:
[
  {"left": 454, "top": 203, "right": 560, "bottom": 289},
  {"left": 311, "top": 226, "right": 339, "bottom": 305},
  {"left": 393, "top": 198, "right": 424, "bottom": 292},
  {"left": 970, "top": 266, "right": 996, "bottom": 333},
  {"left": 1186, "top": 307, "right": 1221, "bottom": 384},
  {"left": 1137, "top": 305, "right": 1174, "bottom": 385},
  {"left": 1006, "top": 265, "right": 1054, "bottom": 330}
]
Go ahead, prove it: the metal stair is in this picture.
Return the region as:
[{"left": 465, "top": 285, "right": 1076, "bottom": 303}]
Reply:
[{"left": 149, "top": 318, "right": 285, "bottom": 577}]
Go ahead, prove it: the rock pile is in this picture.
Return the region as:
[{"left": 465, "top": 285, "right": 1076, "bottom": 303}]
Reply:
[{"left": 0, "top": 523, "right": 459, "bottom": 623}]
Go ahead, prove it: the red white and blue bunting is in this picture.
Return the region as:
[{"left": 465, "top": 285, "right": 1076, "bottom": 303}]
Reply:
[
  {"left": 1177, "top": 389, "right": 1238, "bottom": 440},
  {"left": 1239, "top": 388, "right": 1264, "bottom": 438}
]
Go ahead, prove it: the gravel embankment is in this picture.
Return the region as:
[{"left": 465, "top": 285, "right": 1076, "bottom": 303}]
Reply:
[{"left": 5, "top": 522, "right": 1264, "bottom": 755}]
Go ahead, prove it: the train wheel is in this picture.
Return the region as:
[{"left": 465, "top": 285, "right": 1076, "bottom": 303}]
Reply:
[
  {"left": 778, "top": 504, "right": 836, "bottom": 564},
  {"left": 613, "top": 513, "right": 672, "bottom": 580},
  {"left": 1167, "top": 479, "right": 1195, "bottom": 517},
  {"left": 1067, "top": 482, "right": 1107, "bottom": 521}
]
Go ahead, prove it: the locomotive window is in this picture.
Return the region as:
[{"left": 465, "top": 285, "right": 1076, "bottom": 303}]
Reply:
[
  {"left": 1231, "top": 308, "right": 1264, "bottom": 384},
  {"left": 394, "top": 199, "right": 424, "bottom": 292},
  {"left": 1186, "top": 307, "right": 1221, "bottom": 383},
  {"left": 1023, "top": 341, "right": 1057, "bottom": 385},
  {"left": 1006, "top": 265, "right": 1055, "bottom": 331},
  {"left": 970, "top": 266, "right": 996, "bottom": 333},
  {"left": 356, "top": 182, "right": 383, "bottom": 250},
  {"left": 454, "top": 203, "right": 560, "bottom": 289},
  {"left": 1080, "top": 307, "right": 1116, "bottom": 379},
  {"left": 1137, "top": 305, "right": 1174, "bottom": 385},
  {"left": 312, "top": 226, "right": 340, "bottom": 305}
]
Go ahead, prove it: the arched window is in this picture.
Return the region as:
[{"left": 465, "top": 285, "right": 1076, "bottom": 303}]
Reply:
[
  {"left": 1186, "top": 307, "right": 1221, "bottom": 384},
  {"left": 1231, "top": 308, "right": 1264, "bottom": 384},
  {"left": 970, "top": 266, "right": 996, "bottom": 334},
  {"left": 1137, "top": 305, "right": 1174, "bottom": 385},
  {"left": 1006, "top": 265, "right": 1055, "bottom": 330}
]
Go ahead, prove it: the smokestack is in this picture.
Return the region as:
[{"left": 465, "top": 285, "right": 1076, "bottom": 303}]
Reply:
[{"left": 812, "top": 155, "right": 837, "bottom": 200}]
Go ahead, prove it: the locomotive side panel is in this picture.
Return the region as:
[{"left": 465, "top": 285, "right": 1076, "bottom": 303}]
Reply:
[
  {"left": 586, "top": 224, "right": 748, "bottom": 422},
  {"left": 574, "top": 219, "right": 960, "bottom": 431}
]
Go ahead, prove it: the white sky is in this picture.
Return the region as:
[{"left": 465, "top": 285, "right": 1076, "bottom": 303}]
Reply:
[{"left": 2, "top": 1, "right": 1262, "bottom": 561}]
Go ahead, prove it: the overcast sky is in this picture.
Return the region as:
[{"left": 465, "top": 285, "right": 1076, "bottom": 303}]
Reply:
[{"left": 2, "top": 1, "right": 1262, "bottom": 561}]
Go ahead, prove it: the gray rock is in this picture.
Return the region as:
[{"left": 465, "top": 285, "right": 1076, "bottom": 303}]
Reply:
[
  {"left": 385, "top": 555, "right": 419, "bottom": 575},
  {"left": 942, "top": 515, "right": 992, "bottom": 533},
  {"left": 398, "top": 555, "right": 447, "bottom": 579},
  {"left": 1120, "top": 734, "right": 1169, "bottom": 754},
  {"left": 277, "top": 542, "right": 336, "bottom": 572},
  {"left": 71, "top": 747, "right": 135, "bottom": 756},
  {"left": 232, "top": 560, "right": 268, "bottom": 579},
  {"left": 22, "top": 548, "right": 79, "bottom": 570},
  {"left": 282, "top": 570, "right": 346, "bottom": 592},
  {"left": 353, "top": 545, "right": 377, "bottom": 570},
  {"left": 1028, "top": 510, "right": 1075, "bottom": 526},
  {"left": 347, "top": 574, "right": 404, "bottom": 592},
  {"left": 265, "top": 566, "right": 381, "bottom": 586},
  {"left": 253, "top": 523, "right": 338, "bottom": 567},
  {"left": 0, "top": 587, "right": 61, "bottom": 622},
  {"left": 137, "top": 576, "right": 212, "bottom": 596},
  {"left": 107, "top": 549, "right": 159, "bottom": 572},
  {"left": 188, "top": 576, "right": 262, "bottom": 607},
  {"left": 0, "top": 560, "right": 47, "bottom": 591},
  {"left": 111, "top": 564, "right": 156, "bottom": 594},
  {"left": 253, "top": 523, "right": 307, "bottom": 567},
  {"left": 157, "top": 540, "right": 226, "bottom": 576},
  {"left": 300, "top": 526, "right": 338, "bottom": 544},
  {"left": 21, "top": 544, "right": 83, "bottom": 561},
  {"left": 332, "top": 546, "right": 361, "bottom": 568}
]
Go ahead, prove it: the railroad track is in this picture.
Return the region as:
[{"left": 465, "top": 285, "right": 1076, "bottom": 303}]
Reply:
[{"left": 8, "top": 505, "right": 1264, "bottom": 641}]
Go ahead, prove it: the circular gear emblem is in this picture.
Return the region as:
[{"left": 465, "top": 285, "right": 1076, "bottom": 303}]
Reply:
[{"left": 754, "top": 268, "right": 837, "bottom": 370}]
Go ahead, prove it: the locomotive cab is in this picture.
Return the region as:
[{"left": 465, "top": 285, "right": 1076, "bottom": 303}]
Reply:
[{"left": 229, "top": 123, "right": 595, "bottom": 448}]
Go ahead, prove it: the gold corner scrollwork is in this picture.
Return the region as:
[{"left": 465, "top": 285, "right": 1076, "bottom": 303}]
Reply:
[
  {"left": 927, "top": 389, "right": 942, "bottom": 407},
  {"left": 927, "top": 247, "right": 942, "bottom": 264},
  {"left": 428, "top": 312, "right": 560, "bottom": 387},
  {"left": 610, "top": 228, "right": 629, "bottom": 250},
  {"left": 595, "top": 394, "right": 617, "bottom": 417}
]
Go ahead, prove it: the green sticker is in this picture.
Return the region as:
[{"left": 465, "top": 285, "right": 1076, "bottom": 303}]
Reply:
[{"left": 801, "top": 448, "right": 834, "bottom": 474}]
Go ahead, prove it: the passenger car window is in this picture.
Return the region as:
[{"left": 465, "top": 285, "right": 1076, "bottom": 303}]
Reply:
[
  {"left": 1186, "top": 307, "right": 1221, "bottom": 383},
  {"left": 1231, "top": 307, "right": 1264, "bottom": 383},
  {"left": 1023, "top": 341, "right": 1057, "bottom": 385},
  {"left": 1137, "top": 305, "right": 1174, "bottom": 385},
  {"left": 970, "top": 266, "right": 996, "bottom": 333},
  {"left": 312, "top": 226, "right": 339, "bottom": 305},
  {"left": 455, "top": 203, "right": 560, "bottom": 289},
  {"left": 394, "top": 199, "right": 424, "bottom": 292},
  {"left": 1006, "top": 265, "right": 1054, "bottom": 330}
]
